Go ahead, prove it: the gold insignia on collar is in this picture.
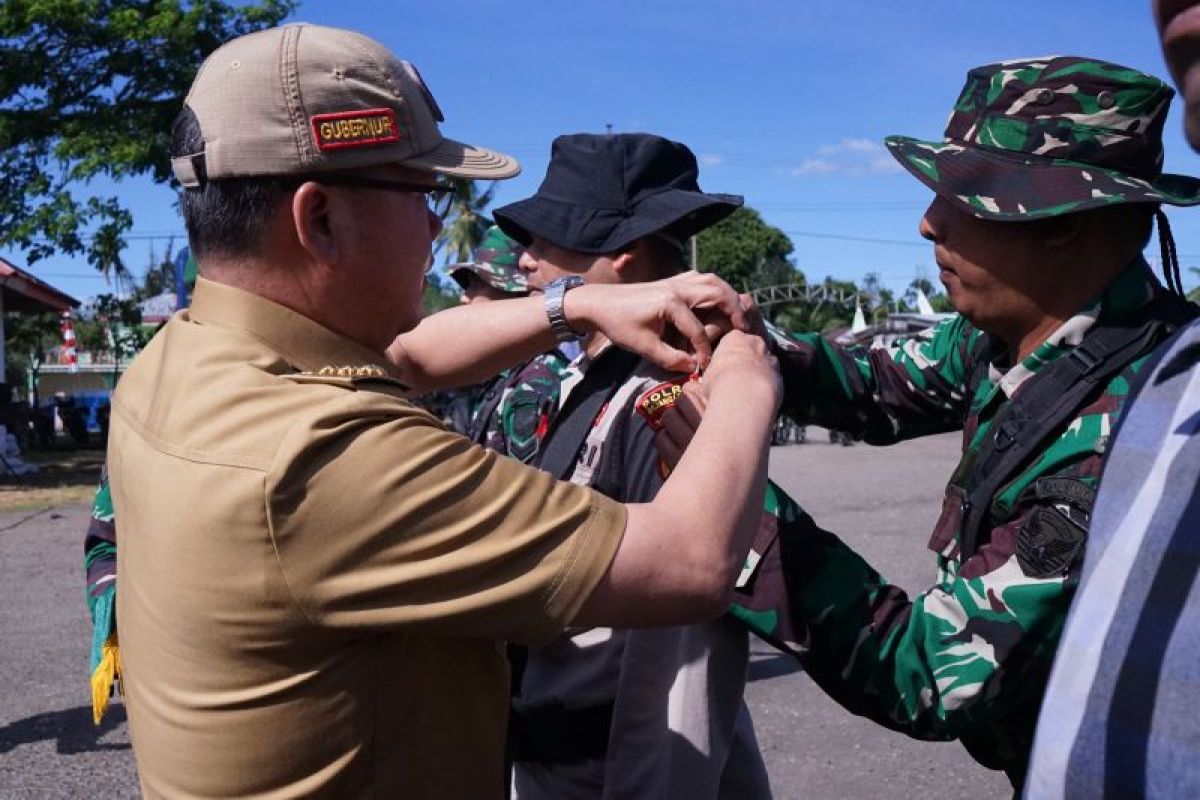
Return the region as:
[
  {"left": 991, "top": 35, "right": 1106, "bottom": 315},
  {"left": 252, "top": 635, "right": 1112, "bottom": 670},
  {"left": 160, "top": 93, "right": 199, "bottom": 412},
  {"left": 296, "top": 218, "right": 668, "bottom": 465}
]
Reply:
[
  {"left": 287, "top": 364, "right": 408, "bottom": 392},
  {"left": 317, "top": 364, "right": 387, "bottom": 378}
]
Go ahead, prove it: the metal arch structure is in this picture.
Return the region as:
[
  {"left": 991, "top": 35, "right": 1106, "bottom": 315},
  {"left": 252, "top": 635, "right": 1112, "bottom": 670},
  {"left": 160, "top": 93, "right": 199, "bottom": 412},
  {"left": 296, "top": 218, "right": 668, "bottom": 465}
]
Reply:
[{"left": 748, "top": 282, "right": 861, "bottom": 308}]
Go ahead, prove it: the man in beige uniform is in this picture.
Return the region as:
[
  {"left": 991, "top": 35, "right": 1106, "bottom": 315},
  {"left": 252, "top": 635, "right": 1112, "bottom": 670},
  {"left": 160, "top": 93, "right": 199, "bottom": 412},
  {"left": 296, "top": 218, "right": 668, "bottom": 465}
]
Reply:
[{"left": 109, "top": 23, "right": 781, "bottom": 799}]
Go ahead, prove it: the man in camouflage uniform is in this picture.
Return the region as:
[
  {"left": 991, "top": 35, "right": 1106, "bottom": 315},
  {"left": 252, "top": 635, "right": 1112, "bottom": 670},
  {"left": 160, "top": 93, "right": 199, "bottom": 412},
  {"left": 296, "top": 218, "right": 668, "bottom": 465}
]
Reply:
[
  {"left": 662, "top": 57, "right": 1200, "bottom": 788},
  {"left": 416, "top": 225, "right": 533, "bottom": 434},
  {"left": 84, "top": 468, "right": 118, "bottom": 723},
  {"left": 494, "top": 133, "right": 770, "bottom": 799},
  {"left": 448, "top": 225, "right": 573, "bottom": 460},
  {"left": 447, "top": 224, "right": 531, "bottom": 305}
]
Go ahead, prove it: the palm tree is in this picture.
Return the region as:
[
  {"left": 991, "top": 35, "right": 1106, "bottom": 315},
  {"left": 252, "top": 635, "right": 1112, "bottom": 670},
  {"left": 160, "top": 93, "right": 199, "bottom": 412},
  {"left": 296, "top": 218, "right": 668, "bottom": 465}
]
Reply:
[{"left": 434, "top": 179, "right": 497, "bottom": 265}]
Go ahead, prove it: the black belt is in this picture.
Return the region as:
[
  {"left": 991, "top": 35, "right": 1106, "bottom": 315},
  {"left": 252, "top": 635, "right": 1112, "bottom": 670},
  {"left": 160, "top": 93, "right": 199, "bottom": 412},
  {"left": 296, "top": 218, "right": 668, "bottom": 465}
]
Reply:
[{"left": 508, "top": 700, "right": 615, "bottom": 762}]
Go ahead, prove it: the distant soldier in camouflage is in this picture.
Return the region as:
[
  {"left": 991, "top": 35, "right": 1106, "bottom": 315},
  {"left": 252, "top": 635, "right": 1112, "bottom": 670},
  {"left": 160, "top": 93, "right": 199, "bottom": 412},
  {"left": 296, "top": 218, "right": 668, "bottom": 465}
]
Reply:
[
  {"left": 661, "top": 56, "right": 1200, "bottom": 788},
  {"left": 84, "top": 467, "right": 119, "bottom": 723},
  {"left": 447, "top": 223, "right": 530, "bottom": 303},
  {"left": 415, "top": 225, "right": 538, "bottom": 436},
  {"left": 446, "top": 225, "right": 573, "bottom": 460}
]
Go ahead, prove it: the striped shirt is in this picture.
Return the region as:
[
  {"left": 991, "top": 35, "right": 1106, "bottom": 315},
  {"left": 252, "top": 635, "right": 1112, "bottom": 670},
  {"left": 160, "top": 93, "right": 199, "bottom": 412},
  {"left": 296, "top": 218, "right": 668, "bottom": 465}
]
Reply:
[{"left": 1027, "top": 319, "right": 1200, "bottom": 798}]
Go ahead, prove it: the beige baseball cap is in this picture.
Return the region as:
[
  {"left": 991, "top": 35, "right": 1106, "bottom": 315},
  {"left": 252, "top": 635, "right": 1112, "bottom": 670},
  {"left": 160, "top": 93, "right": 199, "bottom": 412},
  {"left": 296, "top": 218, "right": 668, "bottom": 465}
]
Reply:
[{"left": 171, "top": 23, "right": 519, "bottom": 187}]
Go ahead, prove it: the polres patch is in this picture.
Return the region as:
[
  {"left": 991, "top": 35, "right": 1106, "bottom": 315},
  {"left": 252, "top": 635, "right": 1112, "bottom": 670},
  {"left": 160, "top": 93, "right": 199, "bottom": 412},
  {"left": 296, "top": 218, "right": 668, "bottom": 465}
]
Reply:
[
  {"left": 635, "top": 379, "right": 687, "bottom": 431},
  {"left": 312, "top": 108, "right": 401, "bottom": 151}
]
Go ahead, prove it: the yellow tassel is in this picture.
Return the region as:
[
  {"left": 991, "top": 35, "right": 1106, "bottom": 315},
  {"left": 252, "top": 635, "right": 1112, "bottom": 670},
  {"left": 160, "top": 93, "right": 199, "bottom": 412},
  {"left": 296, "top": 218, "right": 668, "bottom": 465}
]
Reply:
[{"left": 90, "top": 634, "right": 121, "bottom": 725}]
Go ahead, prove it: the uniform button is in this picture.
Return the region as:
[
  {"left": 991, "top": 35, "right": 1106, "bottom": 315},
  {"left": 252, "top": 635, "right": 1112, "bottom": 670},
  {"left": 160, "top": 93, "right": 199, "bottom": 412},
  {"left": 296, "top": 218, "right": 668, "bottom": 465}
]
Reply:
[
  {"left": 1097, "top": 91, "right": 1116, "bottom": 110},
  {"left": 1035, "top": 88, "right": 1055, "bottom": 105}
]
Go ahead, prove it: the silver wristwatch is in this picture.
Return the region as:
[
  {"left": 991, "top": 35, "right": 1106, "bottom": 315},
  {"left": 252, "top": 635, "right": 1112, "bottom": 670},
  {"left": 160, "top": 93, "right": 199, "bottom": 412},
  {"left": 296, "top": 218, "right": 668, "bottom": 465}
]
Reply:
[{"left": 543, "top": 276, "right": 585, "bottom": 342}]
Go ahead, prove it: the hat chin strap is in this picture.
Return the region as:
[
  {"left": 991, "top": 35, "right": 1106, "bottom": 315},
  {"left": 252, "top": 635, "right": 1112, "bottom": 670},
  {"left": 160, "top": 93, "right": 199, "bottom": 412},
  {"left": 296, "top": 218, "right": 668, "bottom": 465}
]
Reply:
[{"left": 1155, "top": 209, "right": 1185, "bottom": 297}]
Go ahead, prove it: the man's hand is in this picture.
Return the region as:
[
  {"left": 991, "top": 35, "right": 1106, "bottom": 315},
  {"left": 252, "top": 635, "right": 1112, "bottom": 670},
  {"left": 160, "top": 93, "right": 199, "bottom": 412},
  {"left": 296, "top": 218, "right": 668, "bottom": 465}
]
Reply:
[
  {"left": 654, "top": 330, "right": 781, "bottom": 469},
  {"left": 654, "top": 381, "right": 707, "bottom": 470},
  {"left": 564, "top": 271, "right": 747, "bottom": 372},
  {"left": 740, "top": 293, "right": 770, "bottom": 343},
  {"left": 705, "top": 328, "right": 782, "bottom": 403}
]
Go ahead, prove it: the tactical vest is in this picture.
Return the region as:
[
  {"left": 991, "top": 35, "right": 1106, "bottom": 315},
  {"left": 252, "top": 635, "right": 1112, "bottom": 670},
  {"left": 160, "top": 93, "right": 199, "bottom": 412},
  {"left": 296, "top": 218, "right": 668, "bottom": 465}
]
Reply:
[{"left": 948, "top": 292, "right": 1197, "bottom": 566}]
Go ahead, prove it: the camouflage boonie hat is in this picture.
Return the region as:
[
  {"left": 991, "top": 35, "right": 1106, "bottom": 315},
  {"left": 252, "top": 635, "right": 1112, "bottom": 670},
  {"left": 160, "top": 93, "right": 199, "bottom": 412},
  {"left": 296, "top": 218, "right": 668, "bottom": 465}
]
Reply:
[
  {"left": 447, "top": 225, "right": 527, "bottom": 294},
  {"left": 886, "top": 56, "right": 1200, "bottom": 220}
]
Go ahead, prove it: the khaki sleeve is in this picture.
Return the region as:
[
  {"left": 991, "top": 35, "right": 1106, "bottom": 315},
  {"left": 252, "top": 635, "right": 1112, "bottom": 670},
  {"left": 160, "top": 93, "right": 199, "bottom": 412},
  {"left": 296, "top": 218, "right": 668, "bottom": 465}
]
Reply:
[{"left": 264, "top": 391, "right": 624, "bottom": 645}]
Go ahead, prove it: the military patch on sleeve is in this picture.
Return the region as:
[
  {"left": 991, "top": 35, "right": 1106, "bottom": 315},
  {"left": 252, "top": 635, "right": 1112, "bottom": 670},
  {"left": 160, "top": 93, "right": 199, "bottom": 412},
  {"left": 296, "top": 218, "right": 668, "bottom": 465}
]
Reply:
[
  {"left": 311, "top": 108, "right": 401, "bottom": 151},
  {"left": 635, "top": 379, "right": 687, "bottom": 431},
  {"left": 1016, "top": 506, "right": 1087, "bottom": 579}
]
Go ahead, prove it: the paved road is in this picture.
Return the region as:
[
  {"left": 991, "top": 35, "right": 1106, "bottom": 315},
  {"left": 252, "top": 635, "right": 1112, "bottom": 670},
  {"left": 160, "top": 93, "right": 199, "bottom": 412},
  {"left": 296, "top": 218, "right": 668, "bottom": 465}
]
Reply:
[{"left": 0, "top": 429, "right": 1012, "bottom": 798}]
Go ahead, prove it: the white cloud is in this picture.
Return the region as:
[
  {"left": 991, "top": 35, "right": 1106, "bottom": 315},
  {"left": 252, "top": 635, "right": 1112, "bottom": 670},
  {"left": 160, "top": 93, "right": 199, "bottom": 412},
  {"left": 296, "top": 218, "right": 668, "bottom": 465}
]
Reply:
[
  {"left": 699, "top": 153, "right": 724, "bottom": 167},
  {"left": 818, "top": 137, "right": 878, "bottom": 155},
  {"left": 791, "top": 138, "right": 903, "bottom": 177},
  {"left": 790, "top": 158, "right": 840, "bottom": 176}
]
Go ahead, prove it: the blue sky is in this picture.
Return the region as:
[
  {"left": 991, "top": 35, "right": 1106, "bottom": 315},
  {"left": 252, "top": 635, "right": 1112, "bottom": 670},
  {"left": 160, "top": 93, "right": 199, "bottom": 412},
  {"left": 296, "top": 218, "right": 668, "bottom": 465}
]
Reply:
[{"left": 28, "top": 0, "right": 1200, "bottom": 301}]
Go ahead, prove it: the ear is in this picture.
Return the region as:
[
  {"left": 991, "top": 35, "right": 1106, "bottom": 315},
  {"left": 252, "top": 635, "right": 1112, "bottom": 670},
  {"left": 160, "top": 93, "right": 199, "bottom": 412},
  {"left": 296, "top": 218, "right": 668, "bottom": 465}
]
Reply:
[
  {"left": 610, "top": 242, "right": 642, "bottom": 276},
  {"left": 293, "top": 182, "right": 341, "bottom": 264},
  {"left": 1040, "top": 214, "right": 1084, "bottom": 249}
]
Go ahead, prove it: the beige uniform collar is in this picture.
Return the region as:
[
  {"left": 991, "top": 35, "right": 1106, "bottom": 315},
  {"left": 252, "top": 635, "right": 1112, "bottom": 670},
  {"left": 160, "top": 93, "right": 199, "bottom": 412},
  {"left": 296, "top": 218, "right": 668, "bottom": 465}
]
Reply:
[{"left": 188, "top": 277, "right": 398, "bottom": 375}]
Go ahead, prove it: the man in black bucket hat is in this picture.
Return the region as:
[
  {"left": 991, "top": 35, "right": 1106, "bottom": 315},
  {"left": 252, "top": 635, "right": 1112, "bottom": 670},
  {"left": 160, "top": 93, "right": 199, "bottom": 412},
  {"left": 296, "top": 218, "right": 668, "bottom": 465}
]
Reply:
[
  {"left": 496, "top": 133, "right": 742, "bottom": 255},
  {"left": 654, "top": 56, "right": 1200, "bottom": 788},
  {"left": 495, "top": 133, "right": 773, "bottom": 799}
]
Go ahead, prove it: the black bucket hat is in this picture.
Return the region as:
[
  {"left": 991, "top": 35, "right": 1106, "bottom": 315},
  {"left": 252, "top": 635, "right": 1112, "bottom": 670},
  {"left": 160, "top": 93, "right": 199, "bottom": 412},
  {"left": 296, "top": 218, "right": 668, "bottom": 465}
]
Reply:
[{"left": 493, "top": 133, "right": 743, "bottom": 254}]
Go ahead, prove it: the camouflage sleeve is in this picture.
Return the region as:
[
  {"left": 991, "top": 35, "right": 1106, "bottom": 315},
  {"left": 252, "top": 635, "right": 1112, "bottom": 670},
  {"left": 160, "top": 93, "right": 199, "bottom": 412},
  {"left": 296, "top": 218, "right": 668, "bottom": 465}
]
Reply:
[
  {"left": 730, "top": 479, "right": 1084, "bottom": 760},
  {"left": 770, "top": 315, "right": 983, "bottom": 444},
  {"left": 482, "top": 351, "right": 569, "bottom": 462},
  {"left": 85, "top": 466, "right": 117, "bottom": 673}
]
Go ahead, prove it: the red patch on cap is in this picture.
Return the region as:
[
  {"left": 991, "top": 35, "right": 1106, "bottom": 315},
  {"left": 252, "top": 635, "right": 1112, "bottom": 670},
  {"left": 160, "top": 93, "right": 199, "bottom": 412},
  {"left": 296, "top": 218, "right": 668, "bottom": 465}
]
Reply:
[
  {"left": 311, "top": 108, "right": 401, "bottom": 151},
  {"left": 635, "top": 379, "right": 687, "bottom": 431}
]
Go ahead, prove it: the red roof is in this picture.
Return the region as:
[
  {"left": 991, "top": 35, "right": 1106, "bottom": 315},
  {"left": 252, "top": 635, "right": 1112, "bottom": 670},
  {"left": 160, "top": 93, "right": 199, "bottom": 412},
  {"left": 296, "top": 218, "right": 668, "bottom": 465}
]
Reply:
[{"left": 0, "top": 257, "right": 80, "bottom": 313}]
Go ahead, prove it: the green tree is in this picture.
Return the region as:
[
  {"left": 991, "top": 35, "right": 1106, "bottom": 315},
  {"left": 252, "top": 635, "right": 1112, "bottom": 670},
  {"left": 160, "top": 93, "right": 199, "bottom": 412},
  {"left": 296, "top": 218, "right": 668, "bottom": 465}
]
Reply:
[
  {"left": 76, "top": 293, "right": 153, "bottom": 387},
  {"left": 138, "top": 239, "right": 180, "bottom": 300},
  {"left": 0, "top": 0, "right": 294, "bottom": 276},
  {"left": 905, "top": 276, "right": 955, "bottom": 313},
  {"left": 434, "top": 179, "right": 497, "bottom": 266},
  {"left": 694, "top": 207, "right": 797, "bottom": 291},
  {"left": 4, "top": 311, "right": 62, "bottom": 408},
  {"left": 422, "top": 272, "right": 459, "bottom": 315},
  {"left": 861, "top": 271, "right": 883, "bottom": 310},
  {"left": 1189, "top": 267, "right": 1200, "bottom": 304},
  {"left": 771, "top": 276, "right": 860, "bottom": 334}
]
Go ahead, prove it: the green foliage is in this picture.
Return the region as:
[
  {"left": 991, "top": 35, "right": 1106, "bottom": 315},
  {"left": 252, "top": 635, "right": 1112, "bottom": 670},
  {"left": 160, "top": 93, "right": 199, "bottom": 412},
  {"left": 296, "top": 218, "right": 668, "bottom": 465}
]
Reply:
[
  {"left": 139, "top": 239, "right": 180, "bottom": 299},
  {"left": 4, "top": 312, "right": 61, "bottom": 400},
  {"left": 694, "top": 207, "right": 796, "bottom": 291},
  {"left": 0, "top": 0, "right": 294, "bottom": 276},
  {"left": 930, "top": 293, "right": 955, "bottom": 313},
  {"left": 785, "top": 276, "right": 859, "bottom": 333},
  {"left": 435, "top": 179, "right": 497, "bottom": 266},
  {"left": 422, "top": 272, "right": 459, "bottom": 315},
  {"left": 905, "top": 276, "right": 955, "bottom": 313},
  {"left": 75, "top": 294, "right": 152, "bottom": 367}
]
